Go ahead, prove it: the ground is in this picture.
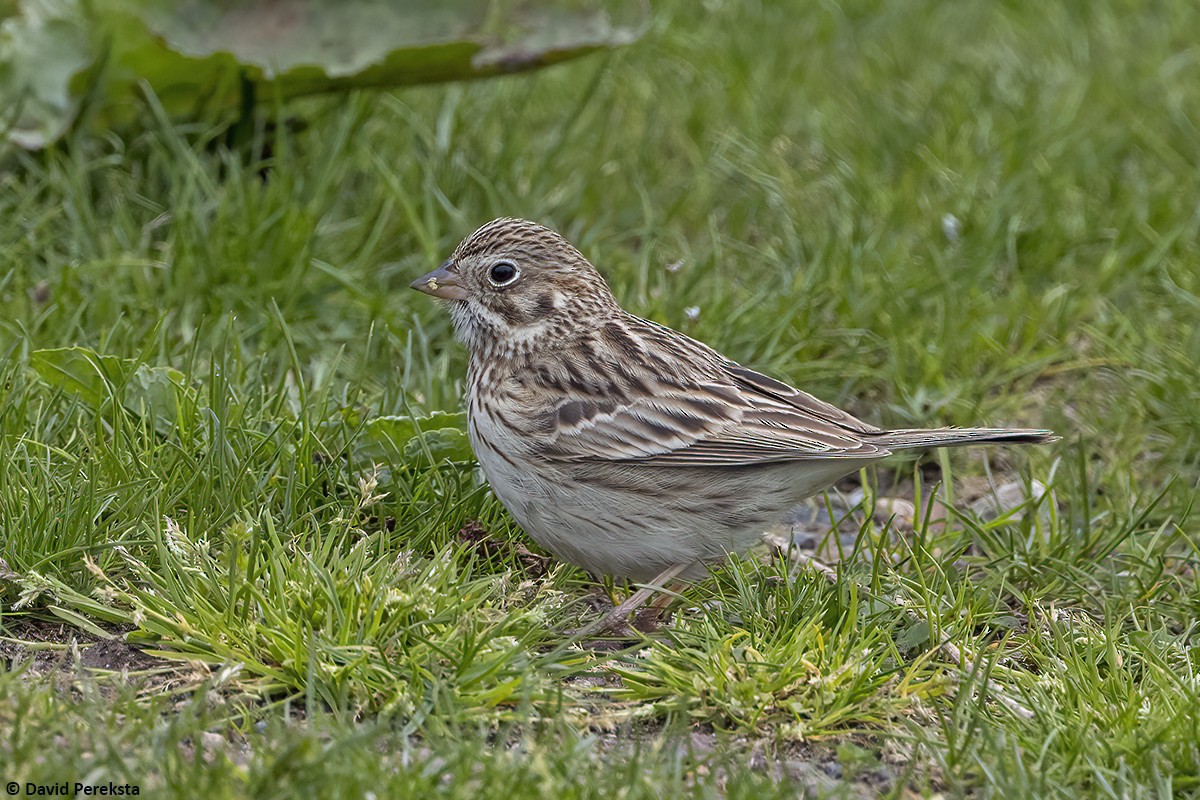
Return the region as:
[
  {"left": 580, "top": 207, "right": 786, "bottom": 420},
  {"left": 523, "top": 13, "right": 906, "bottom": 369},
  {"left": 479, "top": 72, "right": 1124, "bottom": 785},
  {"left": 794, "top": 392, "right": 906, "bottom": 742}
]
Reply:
[{"left": 2, "top": 0, "right": 1199, "bottom": 797}]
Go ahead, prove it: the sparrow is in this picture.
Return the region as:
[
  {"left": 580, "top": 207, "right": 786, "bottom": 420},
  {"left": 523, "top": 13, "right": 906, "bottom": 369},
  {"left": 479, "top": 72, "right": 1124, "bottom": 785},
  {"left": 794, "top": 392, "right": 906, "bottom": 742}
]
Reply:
[{"left": 412, "top": 218, "right": 1054, "bottom": 616}]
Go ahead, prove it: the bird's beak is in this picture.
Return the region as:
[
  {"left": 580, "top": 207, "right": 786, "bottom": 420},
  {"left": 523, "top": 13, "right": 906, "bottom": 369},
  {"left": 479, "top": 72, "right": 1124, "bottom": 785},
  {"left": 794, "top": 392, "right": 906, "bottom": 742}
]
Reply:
[{"left": 410, "top": 260, "right": 468, "bottom": 301}]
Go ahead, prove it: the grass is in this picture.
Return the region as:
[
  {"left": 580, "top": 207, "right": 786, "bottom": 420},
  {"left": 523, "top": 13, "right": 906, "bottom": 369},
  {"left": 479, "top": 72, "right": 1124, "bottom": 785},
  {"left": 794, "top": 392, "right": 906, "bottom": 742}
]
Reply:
[{"left": 2, "top": 0, "right": 1199, "bottom": 796}]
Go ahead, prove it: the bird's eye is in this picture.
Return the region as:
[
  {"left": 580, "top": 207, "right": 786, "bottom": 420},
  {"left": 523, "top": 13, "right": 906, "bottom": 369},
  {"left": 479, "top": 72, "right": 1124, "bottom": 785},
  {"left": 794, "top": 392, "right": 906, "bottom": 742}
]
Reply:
[{"left": 488, "top": 261, "right": 520, "bottom": 287}]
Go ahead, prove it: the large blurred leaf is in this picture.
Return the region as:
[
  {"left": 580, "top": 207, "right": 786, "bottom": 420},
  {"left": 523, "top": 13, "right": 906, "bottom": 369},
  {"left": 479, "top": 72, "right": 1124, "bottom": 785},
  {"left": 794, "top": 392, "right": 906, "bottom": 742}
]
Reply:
[
  {"left": 0, "top": 0, "right": 93, "bottom": 148},
  {"left": 0, "top": 0, "right": 644, "bottom": 148}
]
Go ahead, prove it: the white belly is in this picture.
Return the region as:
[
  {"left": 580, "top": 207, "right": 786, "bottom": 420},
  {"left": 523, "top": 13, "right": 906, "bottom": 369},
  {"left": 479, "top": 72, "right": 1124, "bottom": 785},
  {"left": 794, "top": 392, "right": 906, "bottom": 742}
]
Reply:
[{"left": 469, "top": 411, "right": 867, "bottom": 582}]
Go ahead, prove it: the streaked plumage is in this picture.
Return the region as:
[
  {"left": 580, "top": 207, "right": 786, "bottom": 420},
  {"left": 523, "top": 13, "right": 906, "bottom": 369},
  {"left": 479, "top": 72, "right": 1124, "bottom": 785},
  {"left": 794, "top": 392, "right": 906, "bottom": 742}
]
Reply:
[{"left": 412, "top": 218, "right": 1055, "bottom": 582}]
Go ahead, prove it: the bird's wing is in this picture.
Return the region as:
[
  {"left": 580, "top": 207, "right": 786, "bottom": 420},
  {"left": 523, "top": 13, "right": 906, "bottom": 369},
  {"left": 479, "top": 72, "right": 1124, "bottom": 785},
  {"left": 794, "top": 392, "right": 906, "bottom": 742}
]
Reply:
[{"left": 538, "top": 337, "right": 888, "bottom": 467}]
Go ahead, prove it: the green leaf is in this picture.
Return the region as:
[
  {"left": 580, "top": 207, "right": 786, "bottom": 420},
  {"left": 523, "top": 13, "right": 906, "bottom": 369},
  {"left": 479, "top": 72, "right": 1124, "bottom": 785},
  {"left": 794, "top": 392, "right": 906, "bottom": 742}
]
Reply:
[
  {"left": 48, "top": 605, "right": 117, "bottom": 640},
  {"left": 29, "top": 346, "right": 190, "bottom": 432},
  {"left": 123, "top": 363, "right": 189, "bottom": 427},
  {"left": 353, "top": 411, "right": 473, "bottom": 470},
  {"left": 0, "top": 0, "right": 96, "bottom": 149},
  {"left": 0, "top": 0, "right": 645, "bottom": 149},
  {"left": 402, "top": 427, "right": 474, "bottom": 465},
  {"left": 896, "top": 620, "right": 932, "bottom": 652},
  {"left": 29, "top": 346, "right": 132, "bottom": 406}
]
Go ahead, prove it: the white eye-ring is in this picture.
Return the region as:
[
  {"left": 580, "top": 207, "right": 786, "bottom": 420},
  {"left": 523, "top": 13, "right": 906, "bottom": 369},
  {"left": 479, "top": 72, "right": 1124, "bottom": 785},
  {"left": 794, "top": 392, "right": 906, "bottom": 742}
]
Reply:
[{"left": 487, "top": 260, "right": 520, "bottom": 287}]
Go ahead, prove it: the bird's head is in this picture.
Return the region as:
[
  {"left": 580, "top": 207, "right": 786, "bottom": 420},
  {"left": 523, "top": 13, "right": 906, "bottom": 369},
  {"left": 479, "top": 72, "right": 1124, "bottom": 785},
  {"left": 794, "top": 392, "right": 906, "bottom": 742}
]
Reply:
[{"left": 411, "top": 218, "right": 619, "bottom": 358}]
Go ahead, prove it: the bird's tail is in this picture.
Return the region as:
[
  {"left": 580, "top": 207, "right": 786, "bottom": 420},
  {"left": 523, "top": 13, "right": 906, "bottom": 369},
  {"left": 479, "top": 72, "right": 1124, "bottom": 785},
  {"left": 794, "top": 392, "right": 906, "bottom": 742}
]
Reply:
[{"left": 876, "top": 427, "right": 1058, "bottom": 451}]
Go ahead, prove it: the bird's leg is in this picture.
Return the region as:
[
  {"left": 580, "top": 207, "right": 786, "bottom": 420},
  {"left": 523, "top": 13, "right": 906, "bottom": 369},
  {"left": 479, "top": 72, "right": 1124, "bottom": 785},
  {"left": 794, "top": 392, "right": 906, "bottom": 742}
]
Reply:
[
  {"left": 631, "top": 579, "right": 687, "bottom": 632},
  {"left": 579, "top": 563, "right": 691, "bottom": 637},
  {"left": 600, "top": 574, "right": 620, "bottom": 608}
]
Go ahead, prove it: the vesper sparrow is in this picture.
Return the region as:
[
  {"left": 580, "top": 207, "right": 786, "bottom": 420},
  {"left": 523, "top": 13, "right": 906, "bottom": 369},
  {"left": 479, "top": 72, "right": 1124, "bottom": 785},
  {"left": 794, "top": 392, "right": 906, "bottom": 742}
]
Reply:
[{"left": 412, "top": 219, "right": 1054, "bottom": 615}]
